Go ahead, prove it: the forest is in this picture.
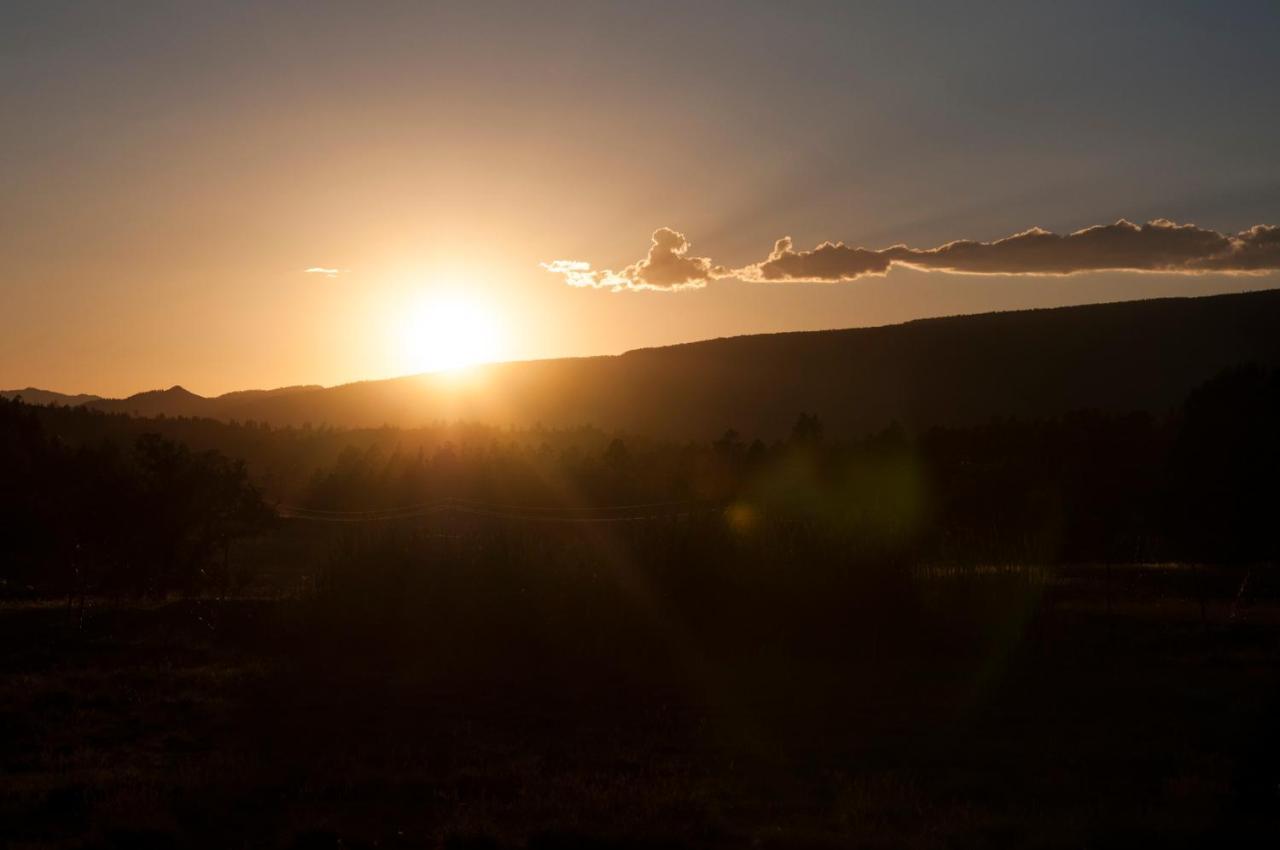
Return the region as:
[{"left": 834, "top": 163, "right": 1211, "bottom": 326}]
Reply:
[{"left": 4, "top": 363, "right": 1277, "bottom": 598}]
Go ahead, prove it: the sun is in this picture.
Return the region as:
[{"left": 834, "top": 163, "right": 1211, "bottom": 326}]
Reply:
[{"left": 398, "top": 294, "right": 502, "bottom": 374}]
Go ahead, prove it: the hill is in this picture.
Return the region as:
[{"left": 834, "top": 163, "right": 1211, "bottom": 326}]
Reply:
[
  {"left": 207, "top": 288, "right": 1280, "bottom": 437},
  {"left": 85, "top": 384, "right": 322, "bottom": 419},
  {"left": 0, "top": 388, "right": 101, "bottom": 406},
  {"left": 17, "top": 290, "right": 1280, "bottom": 438},
  {"left": 87, "top": 385, "right": 210, "bottom": 418}
]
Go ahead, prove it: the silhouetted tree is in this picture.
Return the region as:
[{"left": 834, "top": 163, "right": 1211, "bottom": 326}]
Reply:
[
  {"left": 790, "top": 413, "right": 824, "bottom": 446},
  {"left": 0, "top": 402, "right": 273, "bottom": 598},
  {"left": 604, "top": 438, "right": 630, "bottom": 469},
  {"left": 1165, "top": 365, "right": 1280, "bottom": 563}
]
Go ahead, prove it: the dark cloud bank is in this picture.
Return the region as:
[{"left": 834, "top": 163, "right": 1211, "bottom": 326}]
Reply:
[{"left": 545, "top": 219, "right": 1280, "bottom": 291}]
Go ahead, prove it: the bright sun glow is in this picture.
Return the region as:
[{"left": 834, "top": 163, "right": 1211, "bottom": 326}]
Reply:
[{"left": 398, "top": 294, "right": 503, "bottom": 374}]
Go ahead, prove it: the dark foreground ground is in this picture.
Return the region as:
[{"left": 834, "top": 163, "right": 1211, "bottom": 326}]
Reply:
[{"left": 3, "top": 565, "right": 1279, "bottom": 849}]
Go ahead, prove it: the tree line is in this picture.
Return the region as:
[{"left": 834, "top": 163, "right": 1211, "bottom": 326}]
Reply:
[
  {"left": 2, "top": 364, "right": 1276, "bottom": 597},
  {"left": 295, "top": 364, "right": 1279, "bottom": 566},
  {"left": 1, "top": 400, "right": 272, "bottom": 597}
]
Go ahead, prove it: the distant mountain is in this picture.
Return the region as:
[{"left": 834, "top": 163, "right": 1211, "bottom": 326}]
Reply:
[
  {"left": 0, "top": 388, "right": 101, "bottom": 406},
  {"left": 176, "top": 288, "right": 1280, "bottom": 438},
  {"left": 12, "top": 290, "right": 1280, "bottom": 438},
  {"left": 211, "top": 385, "right": 325, "bottom": 405},
  {"left": 85, "top": 384, "right": 323, "bottom": 419},
  {"left": 87, "top": 385, "right": 210, "bottom": 418}
]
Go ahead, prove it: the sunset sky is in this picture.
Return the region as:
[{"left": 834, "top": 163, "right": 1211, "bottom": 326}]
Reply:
[{"left": 4, "top": 1, "right": 1279, "bottom": 397}]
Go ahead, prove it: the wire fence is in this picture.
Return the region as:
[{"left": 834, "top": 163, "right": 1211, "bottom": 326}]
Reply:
[{"left": 275, "top": 496, "right": 724, "bottom": 524}]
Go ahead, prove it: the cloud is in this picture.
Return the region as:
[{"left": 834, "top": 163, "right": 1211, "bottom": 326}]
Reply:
[
  {"left": 1195, "top": 223, "right": 1280, "bottom": 271},
  {"left": 304, "top": 267, "right": 346, "bottom": 278},
  {"left": 891, "top": 219, "right": 1233, "bottom": 276},
  {"left": 550, "top": 220, "right": 1280, "bottom": 291},
  {"left": 739, "top": 219, "right": 1280, "bottom": 282},
  {"left": 737, "top": 236, "right": 893, "bottom": 282},
  {"left": 542, "top": 227, "right": 727, "bottom": 292}
]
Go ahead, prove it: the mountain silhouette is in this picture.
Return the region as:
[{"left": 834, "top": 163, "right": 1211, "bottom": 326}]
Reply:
[
  {"left": 85, "top": 384, "right": 323, "bottom": 419},
  {"left": 94, "top": 385, "right": 208, "bottom": 418},
  {"left": 0, "top": 388, "right": 102, "bottom": 406},
  {"left": 12, "top": 289, "right": 1280, "bottom": 438}
]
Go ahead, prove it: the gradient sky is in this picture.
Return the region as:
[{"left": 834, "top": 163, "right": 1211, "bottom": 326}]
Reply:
[{"left": 4, "top": 1, "right": 1279, "bottom": 396}]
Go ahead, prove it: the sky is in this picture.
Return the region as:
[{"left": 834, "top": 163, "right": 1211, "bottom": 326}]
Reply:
[{"left": 3, "top": 0, "right": 1279, "bottom": 397}]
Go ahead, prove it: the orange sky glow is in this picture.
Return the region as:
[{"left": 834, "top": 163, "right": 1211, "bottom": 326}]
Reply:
[{"left": 3, "top": 4, "right": 1277, "bottom": 397}]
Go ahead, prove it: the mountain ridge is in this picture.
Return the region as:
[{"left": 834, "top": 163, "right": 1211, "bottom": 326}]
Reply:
[
  {"left": 0, "top": 388, "right": 103, "bottom": 407},
  {"left": 9, "top": 289, "right": 1280, "bottom": 438}
]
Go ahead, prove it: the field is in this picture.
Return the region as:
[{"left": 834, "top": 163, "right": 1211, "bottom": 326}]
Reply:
[
  {"left": 4, "top": 544, "right": 1278, "bottom": 849},
  {"left": 3, "top": 370, "right": 1279, "bottom": 848}
]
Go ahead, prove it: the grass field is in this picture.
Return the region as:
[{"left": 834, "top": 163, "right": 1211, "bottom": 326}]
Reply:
[{"left": 3, "top": 560, "right": 1278, "bottom": 849}]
